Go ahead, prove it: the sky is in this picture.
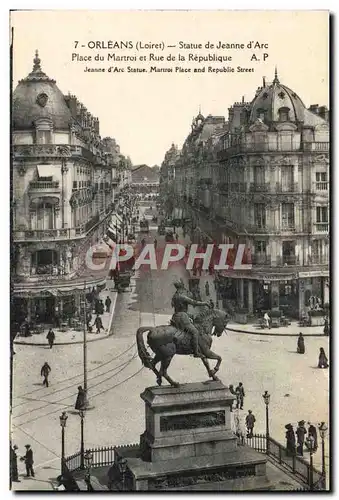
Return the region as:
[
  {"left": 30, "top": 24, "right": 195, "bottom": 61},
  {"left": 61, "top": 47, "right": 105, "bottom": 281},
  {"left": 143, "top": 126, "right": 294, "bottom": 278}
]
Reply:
[{"left": 11, "top": 10, "right": 329, "bottom": 166}]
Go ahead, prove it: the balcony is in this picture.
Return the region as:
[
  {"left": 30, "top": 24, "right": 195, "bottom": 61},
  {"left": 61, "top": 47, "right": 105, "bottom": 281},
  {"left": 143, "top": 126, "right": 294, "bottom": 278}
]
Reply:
[
  {"left": 277, "top": 255, "right": 300, "bottom": 266},
  {"left": 303, "top": 142, "right": 329, "bottom": 152},
  {"left": 217, "top": 142, "right": 302, "bottom": 160},
  {"left": 275, "top": 182, "right": 299, "bottom": 193},
  {"left": 314, "top": 222, "right": 329, "bottom": 233},
  {"left": 314, "top": 182, "right": 329, "bottom": 192},
  {"left": 281, "top": 224, "right": 296, "bottom": 232},
  {"left": 29, "top": 180, "right": 60, "bottom": 190},
  {"left": 250, "top": 183, "right": 270, "bottom": 193},
  {"left": 252, "top": 254, "right": 270, "bottom": 265},
  {"left": 13, "top": 144, "right": 96, "bottom": 163}
]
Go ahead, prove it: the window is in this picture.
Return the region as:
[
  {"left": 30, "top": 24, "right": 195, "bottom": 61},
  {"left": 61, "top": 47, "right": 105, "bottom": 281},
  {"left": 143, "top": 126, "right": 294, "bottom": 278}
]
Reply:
[
  {"left": 36, "top": 130, "right": 52, "bottom": 144},
  {"left": 281, "top": 166, "right": 294, "bottom": 191},
  {"left": 278, "top": 107, "right": 290, "bottom": 122},
  {"left": 73, "top": 181, "right": 77, "bottom": 189},
  {"left": 316, "top": 206, "right": 328, "bottom": 223},
  {"left": 254, "top": 203, "right": 266, "bottom": 228},
  {"left": 316, "top": 172, "right": 327, "bottom": 182},
  {"left": 254, "top": 165, "right": 265, "bottom": 185},
  {"left": 254, "top": 240, "right": 267, "bottom": 254},
  {"left": 256, "top": 108, "right": 265, "bottom": 121},
  {"left": 282, "top": 203, "right": 295, "bottom": 229}
]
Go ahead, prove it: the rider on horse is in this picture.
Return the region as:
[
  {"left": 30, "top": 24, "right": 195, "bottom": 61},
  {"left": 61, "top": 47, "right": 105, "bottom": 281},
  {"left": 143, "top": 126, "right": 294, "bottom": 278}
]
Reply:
[{"left": 171, "top": 279, "right": 209, "bottom": 358}]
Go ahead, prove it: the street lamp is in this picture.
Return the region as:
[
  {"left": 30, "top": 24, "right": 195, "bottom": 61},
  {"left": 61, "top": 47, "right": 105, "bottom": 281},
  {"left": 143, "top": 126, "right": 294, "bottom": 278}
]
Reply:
[
  {"left": 306, "top": 435, "right": 315, "bottom": 490},
  {"left": 318, "top": 422, "right": 328, "bottom": 489},
  {"left": 118, "top": 457, "right": 128, "bottom": 491},
  {"left": 79, "top": 409, "right": 85, "bottom": 469},
  {"left": 59, "top": 411, "right": 68, "bottom": 474},
  {"left": 262, "top": 391, "right": 271, "bottom": 454}
]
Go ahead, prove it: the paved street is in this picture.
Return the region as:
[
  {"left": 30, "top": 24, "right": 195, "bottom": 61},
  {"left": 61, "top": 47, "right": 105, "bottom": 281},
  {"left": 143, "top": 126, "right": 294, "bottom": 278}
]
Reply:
[{"left": 11, "top": 227, "right": 329, "bottom": 490}]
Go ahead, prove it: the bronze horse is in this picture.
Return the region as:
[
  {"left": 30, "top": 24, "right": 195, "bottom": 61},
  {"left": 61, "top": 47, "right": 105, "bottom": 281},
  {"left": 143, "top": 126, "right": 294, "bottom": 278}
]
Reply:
[{"left": 136, "top": 305, "right": 229, "bottom": 387}]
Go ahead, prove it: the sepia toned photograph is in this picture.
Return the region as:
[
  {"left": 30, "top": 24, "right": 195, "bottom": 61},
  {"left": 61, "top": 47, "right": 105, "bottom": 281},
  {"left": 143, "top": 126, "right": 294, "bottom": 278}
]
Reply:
[{"left": 9, "top": 9, "right": 330, "bottom": 492}]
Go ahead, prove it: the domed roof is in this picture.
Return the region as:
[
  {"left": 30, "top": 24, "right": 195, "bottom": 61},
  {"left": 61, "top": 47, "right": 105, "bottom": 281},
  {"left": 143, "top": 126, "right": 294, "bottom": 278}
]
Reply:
[
  {"left": 12, "top": 51, "right": 72, "bottom": 130},
  {"left": 249, "top": 68, "right": 306, "bottom": 123}
]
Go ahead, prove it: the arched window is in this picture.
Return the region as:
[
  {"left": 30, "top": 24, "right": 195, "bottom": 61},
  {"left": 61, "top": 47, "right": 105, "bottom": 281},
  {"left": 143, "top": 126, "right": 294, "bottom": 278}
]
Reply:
[
  {"left": 256, "top": 108, "right": 266, "bottom": 121},
  {"left": 34, "top": 118, "right": 53, "bottom": 144},
  {"left": 278, "top": 107, "right": 290, "bottom": 122}
]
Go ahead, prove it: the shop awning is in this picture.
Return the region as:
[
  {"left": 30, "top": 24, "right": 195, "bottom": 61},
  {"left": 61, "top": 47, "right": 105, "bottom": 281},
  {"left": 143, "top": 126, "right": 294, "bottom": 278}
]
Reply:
[
  {"left": 37, "top": 164, "right": 55, "bottom": 179},
  {"left": 110, "top": 214, "right": 122, "bottom": 231},
  {"left": 107, "top": 228, "right": 117, "bottom": 242}
]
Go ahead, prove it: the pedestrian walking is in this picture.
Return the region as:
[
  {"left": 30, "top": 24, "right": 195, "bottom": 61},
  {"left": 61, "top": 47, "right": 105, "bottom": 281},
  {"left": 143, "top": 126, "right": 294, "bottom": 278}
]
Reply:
[
  {"left": 285, "top": 424, "right": 296, "bottom": 456},
  {"left": 297, "top": 332, "right": 305, "bottom": 354},
  {"left": 318, "top": 347, "right": 329, "bottom": 368},
  {"left": 46, "top": 328, "right": 55, "bottom": 349},
  {"left": 323, "top": 317, "right": 329, "bottom": 336},
  {"left": 264, "top": 312, "right": 271, "bottom": 329},
  {"left": 94, "top": 314, "right": 103, "bottom": 334},
  {"left": 205, "top": 281, "right": 210, "bottom": 297},
  {"left": 105, "top": 296, "right": 112, "bottom": 313},
  {"left": 98, "top": 300, "right": 104, "bottom": 315},
  {"left": 10, "top": 444, "right": 20, "bottom": 482},
  {"left": 21, "top": 445, "right": 34, "bottom": 478},
  {"left": 235, "top": 382, "right": 245, "bottom": 410},
  {"left": 154, "top": 238, "right": 158, "bottom": 250},
  {"left": 307, "top": 422, "right": 318, "bottom": 452},
  {"left": 296, "top": 420, "right": 307, "bottom": 456},
  {"left": 40, "top": 362, "right": 51, "bottom": 387},
  {"left": 245, "top": 410, "right": 256, "bottom": 438},
  {"left": 75, "top": 385, "right": 86, "bottom": 410}
]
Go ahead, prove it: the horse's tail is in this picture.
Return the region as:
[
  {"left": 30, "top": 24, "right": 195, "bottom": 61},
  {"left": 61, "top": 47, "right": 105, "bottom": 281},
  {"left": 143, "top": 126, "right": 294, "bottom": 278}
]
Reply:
[{"left": 136, "top": 327, "right": 154, "bottom": 370}]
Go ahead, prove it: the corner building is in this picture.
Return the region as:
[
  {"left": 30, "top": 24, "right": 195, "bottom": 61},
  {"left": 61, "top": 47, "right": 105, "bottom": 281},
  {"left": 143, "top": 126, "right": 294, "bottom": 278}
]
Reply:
[
  {"left": 168, "top": 71, "right": 329, "bottom": 318},
  {"left": 11, "top": 51, "right": 129, "bottom": 326}
]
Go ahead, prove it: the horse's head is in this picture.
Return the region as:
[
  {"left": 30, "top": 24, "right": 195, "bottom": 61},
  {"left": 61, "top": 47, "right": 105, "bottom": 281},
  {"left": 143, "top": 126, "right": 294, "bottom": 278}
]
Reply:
[
  {"left": 212, "top": 309, "right": 229, "bottom": 336},
  {"left": 195, "top": 305, "right": 229, "bottom": 337}
]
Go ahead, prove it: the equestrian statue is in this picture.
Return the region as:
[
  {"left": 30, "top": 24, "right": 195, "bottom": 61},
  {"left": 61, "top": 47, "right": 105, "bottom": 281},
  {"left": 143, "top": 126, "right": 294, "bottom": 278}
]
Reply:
[{"left": 136, "top": 279, "right": 229, "bottom": 387}]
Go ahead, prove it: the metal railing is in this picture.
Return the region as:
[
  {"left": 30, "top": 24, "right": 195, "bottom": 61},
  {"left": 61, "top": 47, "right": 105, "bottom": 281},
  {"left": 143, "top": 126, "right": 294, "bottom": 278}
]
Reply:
[
  {"left": 29, "top": 180, "right": 60, "bottom": 190},
  {"left": 244, "top": 434, "right": 324, "bottom": 489},
  {"left": 303, "top": 142, "right": 329, "bottom": 152},
  {"left": 314, "top": 223, "right": 329, "bottom": 233},
  {"left": 314, "top": 181, "right": 329, "bottom": 191},
  {"left": 64, "top": 437, "right": 324, "bottom": 490}
]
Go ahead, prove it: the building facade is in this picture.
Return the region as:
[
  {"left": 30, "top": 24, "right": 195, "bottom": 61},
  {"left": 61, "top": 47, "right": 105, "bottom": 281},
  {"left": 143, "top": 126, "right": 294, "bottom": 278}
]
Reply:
[
  {"left": 131, "top": 164, "right": 159, "bottom": 200},
  {"left": 163, "top": 71, "right": 329, "bottom": 318},
  {"left": 11, "top": 51, "right": 130, "bottom": 327}
]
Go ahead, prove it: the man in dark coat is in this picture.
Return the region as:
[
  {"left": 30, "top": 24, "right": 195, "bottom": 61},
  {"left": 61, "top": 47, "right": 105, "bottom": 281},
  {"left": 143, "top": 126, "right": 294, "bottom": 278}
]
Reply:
[
  {"left": 75, "top": 386, "right": 86, "bottom": 410},
  {"left": 235, "top": 383, "right": 245, "bottom": 410},
  {"left": 21, "top": 444, "right": 34, "bottom": 477},
  {"left": 285, "top": 424, "right": 296, "bottom": 456},
  {"left": 205, "top": 281, "right": 210, "bottom": 297},
  {"left": 98, "top": 300, "right": 105, "bottom": 315},
  {"left": 307, "top": 422, "right": 318, "bottom": 452},
  {"left": 105, "top": 296, "right": 112, "bottom": 313},
  {"left": 296, "top": 420, "right": 307, "bottom": 456},
  {"left": 297, "top": 332, "right": 305, "bottom": 354},
  {"left": 94, "top": 314, "right": 103, "bottom": 334},
  {"left": 10, "top": 445, "right": 20, "bottom": 482},
  {"left": 46, "top": 329, "right": 55, "bottom": 349},
  {"left": 41, "top": 362, "right": 51, "bottom": 387},
  {"left": 245, "top": 410, "right": 256, "bottom": 438}
]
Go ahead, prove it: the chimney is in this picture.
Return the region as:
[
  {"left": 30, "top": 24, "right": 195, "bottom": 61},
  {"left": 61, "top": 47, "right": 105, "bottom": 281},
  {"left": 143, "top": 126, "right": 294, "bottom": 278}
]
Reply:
[
  {"left": 309, "top": 104, "right": 319, "bottom": 115},
  {"left": 318, "top": 105, "right": 329, "bottom": 122},
  {"left": 64, "top": 94, "right": 78, "bottom": 118}
]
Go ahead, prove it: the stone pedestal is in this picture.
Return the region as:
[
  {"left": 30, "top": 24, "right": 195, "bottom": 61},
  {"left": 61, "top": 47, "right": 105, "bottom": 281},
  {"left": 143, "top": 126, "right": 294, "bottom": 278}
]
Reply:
[{"left": 113, "top": 381, "right": 271, "bottom": 491}]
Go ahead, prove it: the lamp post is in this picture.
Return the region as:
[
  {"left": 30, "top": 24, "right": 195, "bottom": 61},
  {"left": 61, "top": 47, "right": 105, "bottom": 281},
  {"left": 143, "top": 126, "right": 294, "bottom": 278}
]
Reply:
[
  {"left": 262, "top": 391, "right": 270, "bottom": 454},
  {"left": 306, "top": 435, "right": 315, "bottom": 490},
  {"left": 118, "top": 457, "right": 128, "bottom": 491},
  {"left": 59, "top": 411, "right": 68, "bottom": 474},
  {"left": 318, "top": 422, "right": 328, "bottom": 489},
  {"left": 79, "top": 409, "right": 85, "bottom": 469}
]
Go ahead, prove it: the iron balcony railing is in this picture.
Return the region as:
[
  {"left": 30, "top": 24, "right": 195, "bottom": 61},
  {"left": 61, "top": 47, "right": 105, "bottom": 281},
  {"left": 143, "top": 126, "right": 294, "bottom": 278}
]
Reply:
[
  {"left": 314, "top": 222, "right": 329, "bottom": 233},
  {"left": 314, "top": 182, "right": 329, "bottom": 191},
  {"left": 29, "top": 180, "right": 60, "bottom": 190},
  {"left": 303, "top": 142, "right": 329, "bottom": 152},
  {"left": 217, "top": 141, "right": 329, "bottom": 160}
]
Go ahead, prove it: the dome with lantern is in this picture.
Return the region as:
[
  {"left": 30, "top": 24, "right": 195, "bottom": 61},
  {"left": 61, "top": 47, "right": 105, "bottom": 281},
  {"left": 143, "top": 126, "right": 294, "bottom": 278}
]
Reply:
[
  {"left": 249, "top": 68, "right": 306, "bottom": 124},
  {"left": 12, "top": 50, "right": 73, "bottom": 130}
]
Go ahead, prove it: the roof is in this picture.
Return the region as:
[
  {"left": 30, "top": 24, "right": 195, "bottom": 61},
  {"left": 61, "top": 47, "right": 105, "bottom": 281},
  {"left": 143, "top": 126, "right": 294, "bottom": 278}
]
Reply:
[
  {"left": 249, "top": 69, "right": 306, "bottom": 123},
  {"left": 12, "top": 51, "right": 72, "bottom": 130},
  {"left": 131, "top": 165, "right": 160, "bottom": 183}
]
